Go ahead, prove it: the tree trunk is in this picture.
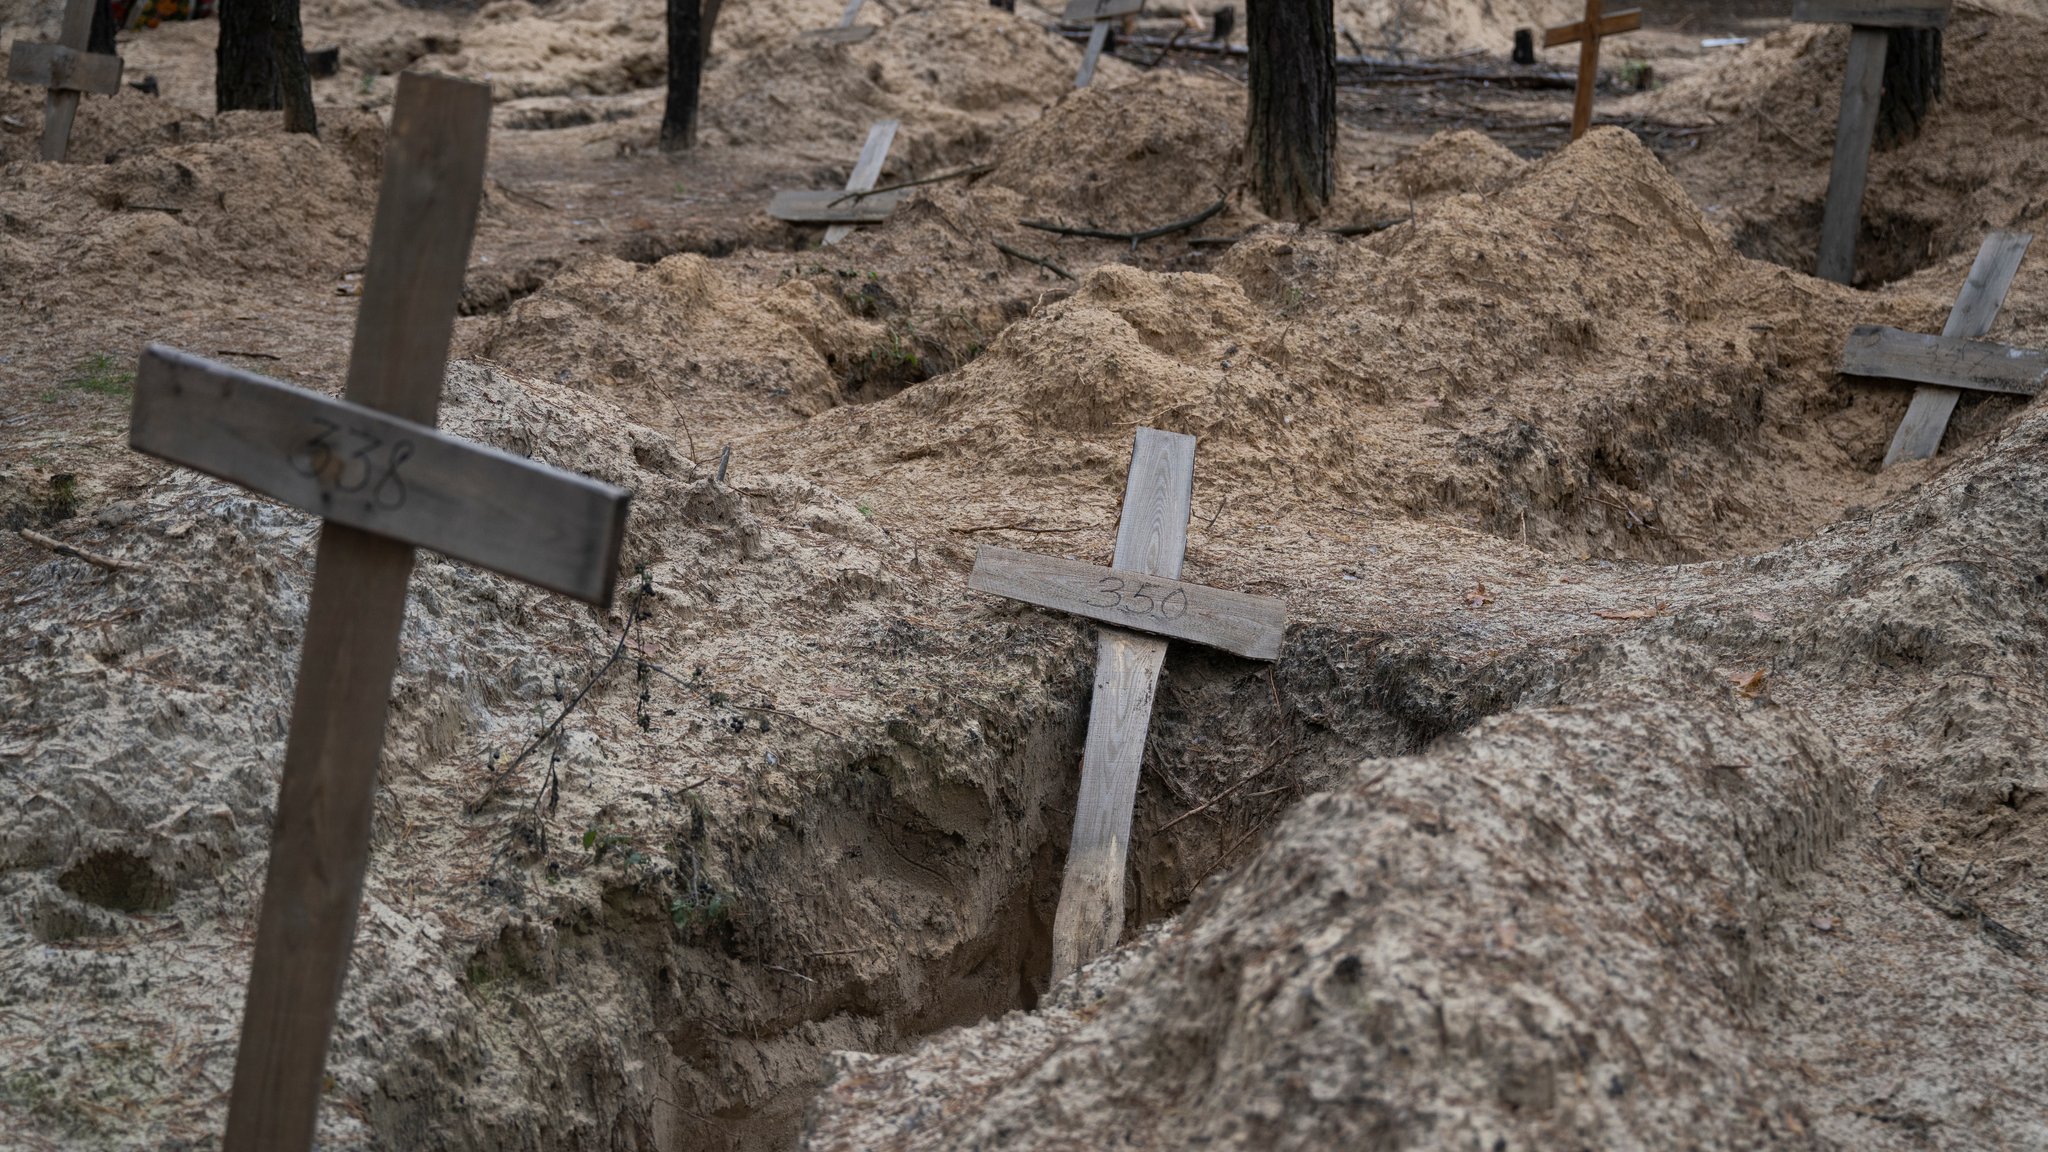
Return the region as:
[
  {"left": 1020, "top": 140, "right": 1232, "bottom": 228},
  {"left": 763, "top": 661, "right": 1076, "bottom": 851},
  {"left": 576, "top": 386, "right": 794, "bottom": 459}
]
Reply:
[
  {"left": 1246, "top": 0, "right": 1335, "bottom": 221},
  {"left": 88, "top": 0, "right": 115, "bottom": 57},
  {"left": 1875, "top": 26, "right": 1940, "bottom": 150},
  {"left": 662, "top": 0, "right": 703, "bottom": 150},
  {"left": 216, "top": 0, "right": 316, "bottom": 135}
]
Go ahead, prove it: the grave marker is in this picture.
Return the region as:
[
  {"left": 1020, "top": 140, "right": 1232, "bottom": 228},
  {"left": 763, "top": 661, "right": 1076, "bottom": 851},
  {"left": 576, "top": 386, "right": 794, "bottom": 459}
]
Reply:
[
  {"left": 798, "top": 0, "right": 877, "bottom": 44},
  {"left": 1795, "top": 0, "right": 1952, "bottom": 283},
  {"left": 6, "top": 0, "right": 123, "bottom": 162},
  {"left": 1836, "top": 230, "right": 2040, "bottom": 466},
  {"left": 1542, "top": 0, "right": 1640, "bottom": 141},
  {"left": 767, "top": 120, "right": 900, "bottom": 244},
  {"left": 1068, "top": 0, "right": 1143, "bottom": 88},
  {"left": 968, "top": 428, "right": 1286, "bottom": 982},
  {"left": 125, "top": 72, "right": 631, "bottom": 1152}
]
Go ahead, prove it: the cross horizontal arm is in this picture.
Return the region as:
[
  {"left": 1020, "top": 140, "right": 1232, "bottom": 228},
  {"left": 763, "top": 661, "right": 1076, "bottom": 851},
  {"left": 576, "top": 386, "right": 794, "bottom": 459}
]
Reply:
[
  {"left": 1542, "top": 8, "right": 1640, "bottom": 47},
  {"left": 1843, "top": 325, "right": 2048, "bottom": 396},
  {"left": 130, "top": 345, "right": 631, "bottom": 606},
  {"left": 1790, "top": 0, "right": 1949, "bottom": 27},
  {"left": 768, "top": 188, "right": 904, "bottom": 223},
  {"left": 968, "top": 545, "right": 1285, "bottom": 661},
  {"left": 7, "top": 42, "right": 122, "bottom": 94},
  {"left": 1065, "top": 0, "right": 1142, "bottom": 20}
]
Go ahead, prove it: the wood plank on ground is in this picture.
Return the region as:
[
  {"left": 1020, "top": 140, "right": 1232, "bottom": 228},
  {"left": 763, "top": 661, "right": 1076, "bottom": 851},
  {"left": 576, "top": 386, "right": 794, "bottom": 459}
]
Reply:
[
  {"left": 969, "top": 546, "right": 1284, "bottom": 660},
  {"left": 1065, "top": 0, "right": 1143, "bottom": 21},
  {"left": 824, "top": 119, "right": 898, "bottom": 244},
  {"left": 1841, "top": 325, "right": 2048, "bottom": 396}
]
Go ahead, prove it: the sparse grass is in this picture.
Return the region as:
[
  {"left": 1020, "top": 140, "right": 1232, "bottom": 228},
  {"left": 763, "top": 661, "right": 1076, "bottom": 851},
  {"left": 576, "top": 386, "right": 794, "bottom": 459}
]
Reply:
[{"left": 61, "top": 354, "right": 132, "bottom": 398}]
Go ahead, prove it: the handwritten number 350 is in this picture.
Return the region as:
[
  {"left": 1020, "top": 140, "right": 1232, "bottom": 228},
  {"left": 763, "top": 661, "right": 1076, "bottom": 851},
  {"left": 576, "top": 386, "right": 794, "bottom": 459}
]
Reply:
[
  {"left": 1087, "top": 576, "right": 1188, "bottom": 621},
  {"left": 292, "top": 417, "right": 412, "bottom": 510}
]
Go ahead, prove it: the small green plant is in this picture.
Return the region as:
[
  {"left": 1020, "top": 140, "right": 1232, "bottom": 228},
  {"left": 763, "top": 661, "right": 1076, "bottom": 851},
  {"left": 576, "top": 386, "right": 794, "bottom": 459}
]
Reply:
[
  {"left": 39, "top": 473, "right": 78, "bottom": 523},
  {"left": 581, "top": 824, "right": 643, "bottom": 867},
  {"left": 63, "top": 354, "right": 132, "bottom": 397},
  {"left": 358, "top": 71, "right": 376, "bottom": 95},
  {"left": 668, "top": 889, "right": 730, "bottom": 931},
  {"left": 856, "top": 502, "right": 874, "bottom": 520},
  {"left": 1617, "top": 58, "right": 1655, "bottom": 91}
]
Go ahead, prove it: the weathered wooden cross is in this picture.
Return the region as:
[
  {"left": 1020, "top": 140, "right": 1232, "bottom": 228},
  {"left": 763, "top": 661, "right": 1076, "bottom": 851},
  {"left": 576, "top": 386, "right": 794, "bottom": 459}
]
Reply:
[
  {"left": 798, "top": 0, "right": 876, "bottom": 44},
  {"left": 1068, "top": 0, "right": 1143, "bottom": 88},
  {"left": 968, "top": 428, "right": 1286, "bottom": 982},
  {"left": 1543, "top": 0, "right": 1640, "bottom": 141},
  {"left": 766, "top": 119, "right": 900, "bottom": 245},
  {"left": 1797, "top": 0, "right": 1952, "bottom": 283},
  {"left": 6, "top": 0, "right": 123, "bottom": 162},
  {"left": 1838, "top": 230, "right": 2044, "bottom": 466},
  {"left": 126, "top": 73, "right": 630, "bottom": 1152}
]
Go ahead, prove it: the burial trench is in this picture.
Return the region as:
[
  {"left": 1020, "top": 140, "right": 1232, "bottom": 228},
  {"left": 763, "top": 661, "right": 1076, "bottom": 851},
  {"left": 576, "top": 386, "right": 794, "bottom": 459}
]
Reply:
[{"left": 9, "top": 7, "right": 2048, "bottom": 1147}]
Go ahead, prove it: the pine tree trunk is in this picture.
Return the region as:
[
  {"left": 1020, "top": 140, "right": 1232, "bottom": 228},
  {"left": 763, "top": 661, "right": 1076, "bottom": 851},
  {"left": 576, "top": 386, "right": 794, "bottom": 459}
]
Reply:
[
  {"left": 88, "top": 0, "right": 115, "bottom": 57},
  {"left": 1875, "top": 26, "right": 1940, "bottom": 150},
  {"left": 1246, "top": 0, "right": 1336, "bottom": 221},
  {"left": 216, "top": 0, "right": 317, "bottom": 135},
  {"left": 662, "top": 0, "right": 703, "bottom": 150}
]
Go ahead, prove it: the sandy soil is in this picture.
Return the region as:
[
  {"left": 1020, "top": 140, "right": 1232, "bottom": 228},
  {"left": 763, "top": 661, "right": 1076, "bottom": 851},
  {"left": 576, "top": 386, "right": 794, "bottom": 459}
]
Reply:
[{"left": 2, "top": 0, "right": 2046, "bottom": 1149}]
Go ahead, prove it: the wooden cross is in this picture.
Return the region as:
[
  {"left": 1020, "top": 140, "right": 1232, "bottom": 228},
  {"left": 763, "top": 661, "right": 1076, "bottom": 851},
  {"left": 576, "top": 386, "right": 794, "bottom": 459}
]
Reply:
[
  {"left": 798, "top": 0, "right": 876, "bottom": 44},
  {"left": 7, "top": 0, "right": 123, "bottom": 162},
  {"left": 968, "top": 428, "right": 1286, "bottom": 983},
  {"left": 766, "top": 120, "right": 900, "bottom": 244},
  {"left": 1068, "top": 0, "right": 1143, "bottom": 88},
  {"left": 126, "top": 72, "right": 630, "bottom": 1152},
  {"left": 1796, "top": 0, "right": 1952, "bottom": 283},
  {"left": 1838, "top": 230, "right": 2043, "bottom": 466},
  {"left": 1543, "top": 0, "right": 1640, "bottom": 141}
]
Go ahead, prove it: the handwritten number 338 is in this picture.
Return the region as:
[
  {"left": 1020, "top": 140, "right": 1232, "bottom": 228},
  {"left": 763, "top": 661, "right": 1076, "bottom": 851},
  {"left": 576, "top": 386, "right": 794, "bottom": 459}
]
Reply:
[
  {"left": 292, "top": 417, "right": 413, "bottom": 509},
  {"left": 1087, "top": 576, "right": 1188, "bottom": 621}
]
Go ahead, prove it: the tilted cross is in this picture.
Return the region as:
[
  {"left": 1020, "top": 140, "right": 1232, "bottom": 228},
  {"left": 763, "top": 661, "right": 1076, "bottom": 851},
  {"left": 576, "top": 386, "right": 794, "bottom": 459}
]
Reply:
[
  {"left": 969, "top": 428, "right": 1286, "bottom": 982},
  {"left": 798, "top": 0, "right": 877, "bottom": 45},
  {"left": 7, "top": 0, "right": 123, "bottom": 162},
  {"left": 1796, "top": 0, "right": 1952, "bottom": 283},
  {"left": 1068, "top": 0, "right": 1142, "bottom": 88},
  {"left": 125, "top": 73, "right": 630, "bottom": 1152},
  {"left": 1838, "top": 230, "right": 2044, "bottom": 467},
  {"left": 766, "top": 120, "right": 901, "bottom": 243},
  {"left": 1543, "top": 0, "right": 1640, "bottom": 142}
]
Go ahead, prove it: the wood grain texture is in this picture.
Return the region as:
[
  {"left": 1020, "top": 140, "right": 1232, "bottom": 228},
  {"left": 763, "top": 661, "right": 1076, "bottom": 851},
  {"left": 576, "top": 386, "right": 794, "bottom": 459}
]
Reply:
[
  {"left": 1541, "top": 7, "right": 1639, "bottom": 46},
  {"left": 8, "top": 43, "right": 123, "bottom": 94},
  {"left": 796, "top": 24, "right": 875, "bottom": 42},
  {"left": 1568, "top": 0, "right": 1604, "bottom": 140},
  {"left": 220, "top": 72, "right": 496, "bottom": 1152},
  {"left": 824, "top": 119, "right": 897, "bottom": 245},
  {"left": 1049, "top": 428, "right": 1197, "bottom": 984},
  {"left": 131, "top": 346, "right": 630, "bottom": 605},
  {"left": 768, "top": 188, "right": 904, "bottom": 223},
  {"left": 24, "top": 0, "right": 97, "bottom": 160},
  {"left": 1791, "top": 0, "right": 1949, "bottom": 27},
  {"left": 1064, "top": 0, "right": 1144, "bottom": 21},
  {"left": 1884, "top": 231, "right": 2033, "bottom": 466},
  {"left": 1816, "top": 27, "right": 1887, "bottom": 284},
  {"left": 1075, "top": 20, "right": 1112, "bottom": 88},
  {"left": 969, "top": 546, "right": 1284, "bottom": 660},
  {"left": 1843, "top": 324, "right": 2047, "bottom": 396}
]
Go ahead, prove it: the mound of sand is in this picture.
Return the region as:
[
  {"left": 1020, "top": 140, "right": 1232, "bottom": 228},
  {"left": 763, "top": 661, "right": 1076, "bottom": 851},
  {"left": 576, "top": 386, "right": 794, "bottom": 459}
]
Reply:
[{"left": 1644, "top": 5, "right": 2048, "bottom": 285}]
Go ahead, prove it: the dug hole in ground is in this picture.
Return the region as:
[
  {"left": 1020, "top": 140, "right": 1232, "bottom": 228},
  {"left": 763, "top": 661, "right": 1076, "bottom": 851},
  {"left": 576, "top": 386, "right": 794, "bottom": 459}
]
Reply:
[{"left": 1, "top": 0, "right": 2045, "bottom": 1149}]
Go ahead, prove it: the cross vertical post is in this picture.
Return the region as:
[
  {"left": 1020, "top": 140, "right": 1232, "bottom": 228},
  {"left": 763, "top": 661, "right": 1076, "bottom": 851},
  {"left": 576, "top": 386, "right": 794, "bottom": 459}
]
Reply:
[
  {"left": 6, "top": 0, "right": 123, "bottom": 161},
  {"left": 1542, "top": 0, "right": 1640, "bottom": 141},
  {"left": 1795, "top": 0, "right": 1952, "bottom": 283},
  {"left": 968, "top": 429, "right": 1286, "bottom": 983}
]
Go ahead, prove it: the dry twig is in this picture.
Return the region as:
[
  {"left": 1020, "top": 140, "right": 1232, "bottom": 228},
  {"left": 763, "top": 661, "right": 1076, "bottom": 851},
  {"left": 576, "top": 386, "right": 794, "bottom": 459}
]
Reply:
[
  {"left": 1020, "top": 197, "right": 1228, "bottom": 249},
  {"left": 18, "top": 528, "right": 143, "bottom": 572},
  {"left": 991, "top": 240, "right": 1075, "bottom": 280}
]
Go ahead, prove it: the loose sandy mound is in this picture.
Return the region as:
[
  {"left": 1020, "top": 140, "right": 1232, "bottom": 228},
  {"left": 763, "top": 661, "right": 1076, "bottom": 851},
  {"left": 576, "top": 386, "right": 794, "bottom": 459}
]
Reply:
[
  {"left": 1333, "top": 0, "right": 1576, "bottom": 56},
  {"left": 1644, "top": 3, "right": 2048, "bottom": 285}
]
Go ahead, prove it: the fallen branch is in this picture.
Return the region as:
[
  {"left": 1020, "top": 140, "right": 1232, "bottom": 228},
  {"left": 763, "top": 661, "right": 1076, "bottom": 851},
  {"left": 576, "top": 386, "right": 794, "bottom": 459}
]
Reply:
[
  {"left": 831, "top": 162, "right": 994, "bottom": 205},
  {"left": 992, "top": 239, "right": 1074, "bottom": 280},
  {"left": 1019, "top": 197, "right": 1227, "bottom": 249},
  {"left": 1326, "top": 215, "right": 1409, "bottom": 237},
  {"left": 18, "top": 528, "right": 143, "bottom": 572}
]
